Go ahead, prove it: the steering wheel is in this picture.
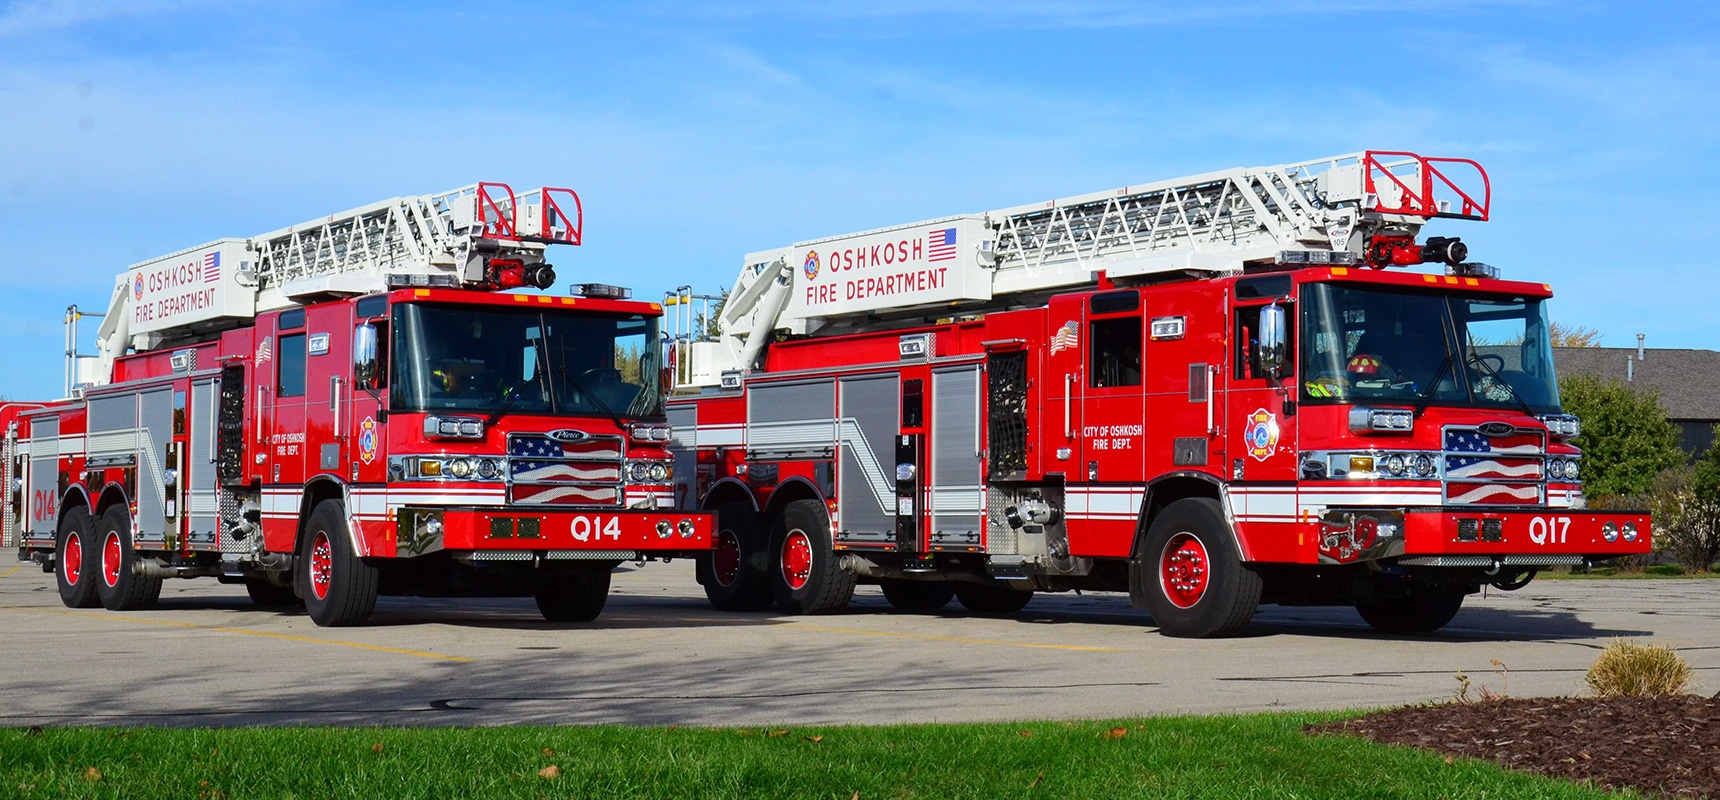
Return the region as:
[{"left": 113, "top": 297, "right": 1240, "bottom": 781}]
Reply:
[
  {"left": 578, "top": 367, "right": 623, "bottom": 384},
  {"left": 1469, "top": 353, "right": 1506, "bottom": 373}
]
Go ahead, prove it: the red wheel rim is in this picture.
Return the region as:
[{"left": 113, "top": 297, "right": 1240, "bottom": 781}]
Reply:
[
  {"left": 102, "top": 530, "right": 123, "bottom": 588},
  {"left": 1159, "top": 532, "right": 1209, "bottom": 609},
  {"left": 63, "top": 531, "right": 83, "bottom": 585},
  {"left": 712, "top": 528, "right": 742, "bottom": 587},
  {"left": 309, "top": 532, "right": 333, "bottom": 601},
  {"left": 781, "top": 529, "right": 813, "bottom": 590}
]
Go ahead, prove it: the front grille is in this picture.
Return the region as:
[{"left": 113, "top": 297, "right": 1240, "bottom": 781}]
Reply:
[
  {"left": 1442, "top": 424, "right": 1545, "bottom": 505},
  {"left": 507, "top": 432, "right": 624, "bottom": 507}
]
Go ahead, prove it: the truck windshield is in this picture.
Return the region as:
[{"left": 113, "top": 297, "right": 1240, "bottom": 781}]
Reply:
[
  {"left": 391, "top": 303, "right": 663, "bottom": 418},
  {"left": 1300, "top": 283, "right": 1561, "bottom": 414}
]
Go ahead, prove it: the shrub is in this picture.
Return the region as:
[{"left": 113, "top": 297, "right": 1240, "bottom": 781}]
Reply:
[
  {"left": 1646, "top": 467, "right": 1720, "bottom": 573},
  {"left": 1584, "top": 640, "right": 1693, "bottom": 697},
  {"left": 1558, "top": 375, "right": 1684, "bottom": 497}
]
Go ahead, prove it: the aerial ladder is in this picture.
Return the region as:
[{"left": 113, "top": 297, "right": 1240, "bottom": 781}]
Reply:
[
  {"left": 669, "top": 150, "right": 1488, "bottom": 387},
  {"left": 76, "top": 182, "right": 582, "bottom": 391}
]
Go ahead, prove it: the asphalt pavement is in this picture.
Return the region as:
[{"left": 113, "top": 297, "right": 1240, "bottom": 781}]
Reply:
[{"left": 1, "top": 559, "right": 1713, "bottom": 727}]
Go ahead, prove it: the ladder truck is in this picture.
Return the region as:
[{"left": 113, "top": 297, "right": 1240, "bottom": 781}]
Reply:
[
  {"left": 665, "top": 150, "right": 1651, "bottom": 637},
  {"left": 3, "top": 182, "right": 710, "bottom": 626}
]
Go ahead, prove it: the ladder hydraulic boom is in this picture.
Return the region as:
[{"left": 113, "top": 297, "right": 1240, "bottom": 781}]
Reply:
[
  {"left": 674, "top": 150, "right": 1488, "bottom": 387},
  {"left": 82, "top": 182, "right": 582, "bottom": 390}
]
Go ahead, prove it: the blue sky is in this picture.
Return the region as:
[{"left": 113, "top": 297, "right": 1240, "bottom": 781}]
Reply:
[{"left": 1, "top": 0, "right": 1716, "bottom": 400}]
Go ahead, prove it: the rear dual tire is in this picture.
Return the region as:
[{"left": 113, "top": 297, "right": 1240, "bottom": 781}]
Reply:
[
  {"left": 697, "top": 502, "right": 774, "bottom": 611},
  {"left": 769, "top": 499, "right": 855, "bottom": 615},
  {"left": 55, "top": 506, "right": 100, "bottom": 609},
  {"left": 95, "top": 505, "right": 161, "bottom": 612}
]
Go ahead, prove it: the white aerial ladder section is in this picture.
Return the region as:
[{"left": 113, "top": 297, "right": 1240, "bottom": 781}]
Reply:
[
  {"left": 79, "top": 182, "right": 582, "bottom": 390},
  {"left": 671, "top": 150, "right": 1488, "bottom": 388}
]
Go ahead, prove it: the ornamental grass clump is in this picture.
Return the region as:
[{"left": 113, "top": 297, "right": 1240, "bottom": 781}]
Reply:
[{"left": 1584, "top": 640, "right": 1693, "bottom": 697}]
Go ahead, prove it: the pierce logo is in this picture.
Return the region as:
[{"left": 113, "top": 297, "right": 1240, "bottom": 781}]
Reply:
[{"left": 803, "top": 250, "right": 820, "bottom": 281}]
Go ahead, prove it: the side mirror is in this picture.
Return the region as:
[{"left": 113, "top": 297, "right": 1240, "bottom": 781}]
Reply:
[
  {"left": 1258, "top": 302, "right": 1288, "bottom": 379},
  {"left": 353, "top": 323, "right": 380, "bottom": 390}
]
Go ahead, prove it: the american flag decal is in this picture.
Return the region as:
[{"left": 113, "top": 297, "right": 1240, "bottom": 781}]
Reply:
[
  {"left": 927, "top": 228, "right": 957, "bottom": 262},
  {"left": 203, "top": 251, "right": 222, "bottom": 283},
  {"left": 1444, "top": 426, "right": 1544, "bottom": 504},
  {"left": 1050, "top": 320, "right": 1079, "bottom": 353},
  {"left": 507, "top": 433, "right": 625, "bottom": 507}
]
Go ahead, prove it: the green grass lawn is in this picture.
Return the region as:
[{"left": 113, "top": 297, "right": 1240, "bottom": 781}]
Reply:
[{"left": 0, "top": 713, "right": 1634, "bottom": 799}]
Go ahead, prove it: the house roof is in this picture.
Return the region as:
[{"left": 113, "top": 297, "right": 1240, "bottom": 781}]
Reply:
[{"left": 1555, "top": 347, "right": 1720, "bottom": 421}]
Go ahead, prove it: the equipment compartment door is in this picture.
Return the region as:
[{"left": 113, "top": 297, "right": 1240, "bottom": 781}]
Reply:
[
  {"left": 188, "top": 377, "right": 222, "bottom": 551},
  {"left": 929, "top": 364, "right": 983, "bottom": 549}
]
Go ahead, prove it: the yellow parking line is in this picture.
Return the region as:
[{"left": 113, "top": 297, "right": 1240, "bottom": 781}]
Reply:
[
  {"left": 4, "top": 608, "right": 473, "bottom": 662},
  {"left": 788, "top": 623, "right": 1118, "bottom": 652},
  {"left": 0, "top": 565, "right": 19, "bottom": 578}
]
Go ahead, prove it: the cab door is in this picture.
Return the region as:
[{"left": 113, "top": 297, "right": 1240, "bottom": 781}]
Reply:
[
  {"left": 263, "top": 309, "right": 309, "bottom": 486},
  {"left": 1079, "top": 290, "right": 1145, "bottom": 483},
  {"left": 1228, "top": 276, "right": 1298, "bottom": 483},
  {"left": 303, "top": 303, "right": 353, "bottom": 479},
  {"left": 1042, "top": 295, "right": 1086, "bottom": 478}
]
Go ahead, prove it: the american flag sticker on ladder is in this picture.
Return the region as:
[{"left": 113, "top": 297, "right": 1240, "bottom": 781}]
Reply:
[
  {"left": 927, "top": 228, "right": 957, "bottom": 262},
  {"left": 203, "top": 251, "right": 222, "bottom": 283}
]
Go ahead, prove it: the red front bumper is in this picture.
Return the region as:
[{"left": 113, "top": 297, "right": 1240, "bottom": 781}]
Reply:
[
  {"left": 433, "top": 507, "right": 712, "bottom": 553},
  {"left": 1403, "top": 508, "right": 1650, "bottom": 557}
]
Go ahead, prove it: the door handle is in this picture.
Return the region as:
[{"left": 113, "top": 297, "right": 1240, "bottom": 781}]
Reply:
[
  {"left": 330, "top": 376, "right": 342, "bottom": 438},
  {"left": 1063, "top": 373, "right": 1073, "bottom": 439},
  {"left": 1206, "top": 364, "right": 1219, "bottom": 437}
]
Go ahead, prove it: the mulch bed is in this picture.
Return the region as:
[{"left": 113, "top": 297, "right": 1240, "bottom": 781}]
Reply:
[{"left": 1308, "top": 696, "right": 1720, "bottom": 798}]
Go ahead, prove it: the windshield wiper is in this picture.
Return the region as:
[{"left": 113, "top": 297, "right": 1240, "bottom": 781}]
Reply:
[
  {"left": 559, "top": 368, "right": 628, "bottom": 431},
  {"left": 1467, "top": 350, "right": 1536, "bottom": 417},
  {"left": 1412, "top": 351, "right": 1455, "bottom": 417}
]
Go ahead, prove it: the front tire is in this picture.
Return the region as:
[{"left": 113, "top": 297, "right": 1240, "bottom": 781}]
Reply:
[
  {"left": 298, "top": 499, "right": 378, "bottom": 627},
  {"left": 880, "top": 579, "right": 954, "bottom": 611},
  {"left": 953, "top": 581, "right": 1033, "bottom": 614},
  {"left": 1356, "top": 591, "right": 1465, "bottom": 634},
  {"left": 54, "top": 506, "right": 100, "bottom": 609},
  {"left": 534, "top": 564, "right": 613, "bottom": 622},
  {"left": 95, "top": 505, "right": 161, "bottom": 611},
  {"left": 1141, "top": 498, "right": 1261, "bottom": 638},
  {"left": 696, "top": 502, "right": 773, "bottom": 611},
  {"left": 768, "top": 499, "right": 855, "bottom": 615}
]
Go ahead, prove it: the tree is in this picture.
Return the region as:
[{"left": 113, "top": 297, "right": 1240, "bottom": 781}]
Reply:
[
  {"left": 1549, "top": 321, "right": 1602, "bottom": 348},
  {"left": 1646, "top": 467, "right": 1720, "bottom": 572},
  {"left": 1695, "top": 423, "right": 1720, "bottom": 504},
  {"left": 1558, "top": 374, "right": 1684, "bottom": 498}
]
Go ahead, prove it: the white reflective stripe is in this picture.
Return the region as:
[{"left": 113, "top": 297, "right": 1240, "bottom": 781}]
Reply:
[
  {"left": 692, "top": 424, "right": 745, "bottom": 447},
  {"left": 1064, "top": 486, "right": 1144, "bottom": 519},
  {"left": 57, "top": 435, "right": 86, "bottom": 455},
  {"left": 85, "top": 430, "right": 138, "bottom": 455}
]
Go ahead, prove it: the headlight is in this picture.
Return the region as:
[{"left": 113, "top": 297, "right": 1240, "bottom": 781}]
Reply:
[
  {"left": 1602, "top": 521, "right": 1619, "bottom": 542},
  {"left": 477, "top": 459, "right": 500, "bottom": 480},
  {"left": 449, "top": 458, "right": 474, "bottom": 478},
  {"left": 1566, "top": 460, "right": 1579, "bottom": 480},
  {"left": 628, "top": 462, "right": 652, "bottom": 482},
  {"left": 1384, "top": 454, "right": 1406, "bottom": 477},
  {"left": 1412, "top": 454, "right": 1436, "bottom": 477},
  {"left": 648, "top": 462, "right": 670, "bottom": 482}
]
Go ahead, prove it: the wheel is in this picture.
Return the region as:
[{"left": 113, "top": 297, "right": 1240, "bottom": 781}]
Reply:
[
  {"left": 953, "top": 581, "right": 1033, "bottom": 614},
  {"left": 1356, "top": 591, "right": 1465, "bottom": 634},
  {"left": 534, "top": 564, "right": 613, "bottom": 622},
  {"left": 95, "top": 505, "right": 162, "bottom": 611},
  {"left": 1141, "top": 498, "right": 1261, "bottom": 638},
  {"left": 245, "top": 577, "right": 302, "bottom": 608},
  {"left": 54, "top": 506, "right": 100, "bottom": 609},
  {"left": 880, "top": 579, "right": 955, "bottom": 611},
  {"left": 768, "top": 499, "right": 855, "bottom": 615},
  {"left": 297, "top": 499, "right": 378, "bottom": 627},
  {"left": 696, "top": 502, "right": 774, "bottom": 611}
]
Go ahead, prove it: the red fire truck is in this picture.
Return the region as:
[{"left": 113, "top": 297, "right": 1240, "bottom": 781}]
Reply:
[
  {"left": 2, "top": 183, "right": 710, "bottom": 626},
  {"left": 665, "top": 150, "right": 1651, "bottom": 637}
]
